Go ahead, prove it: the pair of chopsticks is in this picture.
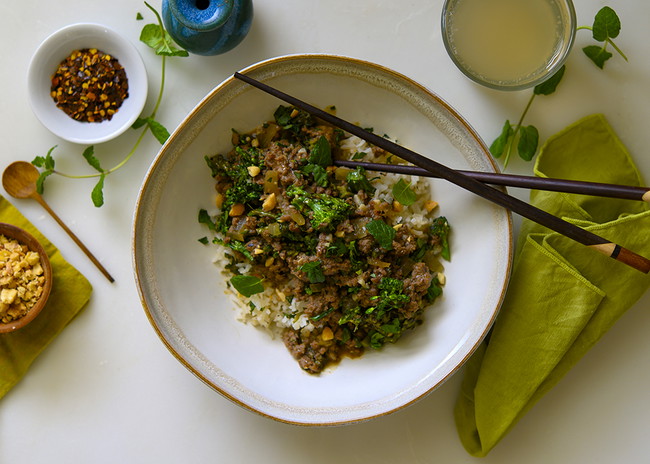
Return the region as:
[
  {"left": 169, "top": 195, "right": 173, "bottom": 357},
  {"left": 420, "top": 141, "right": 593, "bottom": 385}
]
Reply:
[{"left": 234, "top": 72, "right": 650, "bottom": 273}]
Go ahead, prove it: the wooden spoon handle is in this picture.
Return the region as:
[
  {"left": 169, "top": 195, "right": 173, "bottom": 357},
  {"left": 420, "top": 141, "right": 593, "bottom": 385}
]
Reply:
[{"left": 35, "top": 195, "right": 115, "bottom": 283}]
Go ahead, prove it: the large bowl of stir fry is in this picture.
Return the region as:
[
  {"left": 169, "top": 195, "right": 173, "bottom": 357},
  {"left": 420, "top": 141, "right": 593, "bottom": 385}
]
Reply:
[{"left": 133, "top": 54, "right": 513, "bottom": 425}]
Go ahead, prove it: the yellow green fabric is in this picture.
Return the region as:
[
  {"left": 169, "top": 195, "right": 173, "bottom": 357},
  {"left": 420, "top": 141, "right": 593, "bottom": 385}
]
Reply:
[
  {"left": 454, "top": 114, "right": 650, "bottom": 456},
  {"left": 0, "top": 195, "right": 92, "bottom": 399}
]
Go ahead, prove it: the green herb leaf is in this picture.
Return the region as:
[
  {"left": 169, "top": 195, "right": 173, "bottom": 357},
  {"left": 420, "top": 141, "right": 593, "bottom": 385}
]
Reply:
[
  {"left": 351, "top": 152, "right": 366, "bottom": 160},
  {"left": 582, "top": 45, "right": 613, "bottom": 69},
  {"left": 309, "top": 136, "right": 332, "bottom": 167},
  {"left": 91, "top": 174, "right": 105, "bottom": 207},
  {"left": 346, "top": 167, "right": 375, "bottom": 194},
  {"left": 197, "top": 236, "right": 209, "bottom": 245},
  {"left": 32, "top": 145, "right": 57, "bottom": 170},
  {"left": 230, "top": 275, "right": 264, "bottom": 298},
  {"left": 35, "top": 171, "right": 53, "bottom": 195},
  {"left": 533, "top": 65, "right": 565, "bottom": 96},
  {"left": 198, "top": 208, "right": 217, "bottom": 231},
  {"left": 299, "top": 260, "right": 326, "bottom": 283},
  {"left": 392, "top": 178, "right": 417, "bottom": 206},
  {"left": 136, "top": 12, "right": 144, "bottom": 20},
  {"left": 426, "top": 276, "right": 443, "bottom": 302},
  {"left": 431, "top": 216, "right": 451, "bottom": 261},
  {"left": 146, "top": 118, "right": 171, "bottom": 144},
  {"left": 82, "top": 146, "right": 103, "bottom": 172},
  {"left": 490, "top": 120, "right": 513, "bottom": 158},
  {"left": 366, "top": 219, "right": 396, "bottom": 250},
  {"left": 592, "top": 6, "right": 621, "bottom": 41},
  {"left": 301, "top": 163, "right": 329, "bottom": 187},
  {"left": 140, "top": 3, "right": 189, "bottom": 57},
  {"left": 517, "top": 125, "right": 539, "bottom": 161},
  {"left": 132, "top": 117, "right": 148, "bottom": 129}
]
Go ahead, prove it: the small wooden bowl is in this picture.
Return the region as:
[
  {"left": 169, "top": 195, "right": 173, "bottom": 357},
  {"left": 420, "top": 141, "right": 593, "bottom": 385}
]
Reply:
[{"left": 0, "top": 223, "right": 53, "bottom": 333}]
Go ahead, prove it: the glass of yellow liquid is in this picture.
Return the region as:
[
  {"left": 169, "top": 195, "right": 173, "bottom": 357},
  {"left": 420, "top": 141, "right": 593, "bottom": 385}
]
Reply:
[{"left": 441, "top": 0, "right": 576, "bottom": 90}]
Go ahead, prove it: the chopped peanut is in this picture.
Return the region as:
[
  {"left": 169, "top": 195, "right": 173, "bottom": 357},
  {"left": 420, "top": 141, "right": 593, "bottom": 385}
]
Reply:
[
  {"left": 0, "top": 235, "right": 46, "bottom": 324},
  {"left": 321, "top": 327, "right": 334, "bottom": 341},
  {"left": 247, "top": 165, "right": 261, "bottom": 177},
  {"left": 229, "top": 203, "right": 245, "bottom": 216},
  {"left": 424, "top": 200, "right": 439, "bottom": 212},
  {"left": 262, "top": 193, "right": 277, "bottom": 211}
]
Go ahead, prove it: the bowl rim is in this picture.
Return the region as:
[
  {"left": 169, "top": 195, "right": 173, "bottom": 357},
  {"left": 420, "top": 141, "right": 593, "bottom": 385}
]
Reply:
[
  {"left": 27, "top": 22, "right": 148, "bottom": 144},
  {"left": 0, "top": 222, "right": 53, "bottom": 333},
  {"left": 132, "top": 53, "right": 514, "bottom": 425}
]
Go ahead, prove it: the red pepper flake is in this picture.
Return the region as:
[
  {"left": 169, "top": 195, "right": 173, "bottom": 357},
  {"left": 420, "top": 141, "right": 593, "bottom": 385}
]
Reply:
[{"left": 50, "top": 48, "right": 129, "bottom": 123}]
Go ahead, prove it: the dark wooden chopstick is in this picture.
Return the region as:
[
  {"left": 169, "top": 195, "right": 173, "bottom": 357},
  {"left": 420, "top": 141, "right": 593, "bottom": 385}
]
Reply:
[
  {"left": 334, "top": 159, "right": 650, "bottom": 202},
  {"left": 234, "top": 71, "right": 650, "bottom": 273}
]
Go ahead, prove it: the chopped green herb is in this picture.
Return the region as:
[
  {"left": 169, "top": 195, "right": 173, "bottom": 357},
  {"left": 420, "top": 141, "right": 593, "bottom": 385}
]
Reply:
[
  {"left": 366, "top": 219, "right": 396, "bottom": 250},
  {"left": 299, "top": 260, "right": 326, "bottom": 283},
  {"left": 431, "top": 216, "right": 451, "bottom": 261},
  {"left": 346, "top": 167, "right": 375, "bottom": 194},
  {"left": 230, "top": 275, "right": 264, "bottom": 298},
  {"left": 309, "top": 136, "right": 332, "bottom": 167},
  {"left": 392, "top": 178, "right": 417, "bottom": 206}
]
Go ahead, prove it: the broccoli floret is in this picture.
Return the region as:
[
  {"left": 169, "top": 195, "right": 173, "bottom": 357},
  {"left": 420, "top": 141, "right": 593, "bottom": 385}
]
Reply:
[
  {"left": 287, "top": 185, "right": 352, "bottom": 229},
  {"left": 431, "top": 216, "right": 451, "bottom": 261}
]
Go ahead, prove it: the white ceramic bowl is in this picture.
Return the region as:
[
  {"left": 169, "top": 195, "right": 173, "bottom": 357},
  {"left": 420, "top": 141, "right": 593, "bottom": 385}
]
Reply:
[
  {"left": 27, "top": 23, "right": 148, "bottom": 144},
  {"left": 132, "top": 54, "right": 513, "bottom": 425}
]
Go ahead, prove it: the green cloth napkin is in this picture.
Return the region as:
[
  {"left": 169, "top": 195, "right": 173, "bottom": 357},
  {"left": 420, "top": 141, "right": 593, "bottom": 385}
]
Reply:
[
  {"left": 0, "top": 195, "right": 92, "bottom": 399},
  {"left": 454, "top": 114, "right": 650, "bottom": 456}
]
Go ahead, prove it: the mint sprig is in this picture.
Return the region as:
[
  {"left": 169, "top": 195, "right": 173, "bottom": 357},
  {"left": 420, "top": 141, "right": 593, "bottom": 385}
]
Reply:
[
  {"left": 31, "top": 2, "right": 188, "bottom": 206},
  {"left": 490, "top": 7, "right": 626, "bottom": 169},
  {"left": 578, "top": 6, "right": 627, "bottom": 69}
]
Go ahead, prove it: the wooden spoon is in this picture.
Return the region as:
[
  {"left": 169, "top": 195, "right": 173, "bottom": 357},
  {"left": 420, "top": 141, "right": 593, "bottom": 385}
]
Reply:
[{"left": 2, "top": 161, "right": 115, "bottom": 283}]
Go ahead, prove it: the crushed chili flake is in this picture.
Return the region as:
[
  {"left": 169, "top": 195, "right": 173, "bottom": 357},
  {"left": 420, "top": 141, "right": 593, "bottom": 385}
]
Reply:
[{"left": 50, "top": 48, "right": 129, "bottom": 123}]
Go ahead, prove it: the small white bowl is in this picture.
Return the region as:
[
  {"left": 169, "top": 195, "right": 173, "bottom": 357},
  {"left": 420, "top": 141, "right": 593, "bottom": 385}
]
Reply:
[{"left": 27, "top": 23, "right": 148, "bottom": 144}]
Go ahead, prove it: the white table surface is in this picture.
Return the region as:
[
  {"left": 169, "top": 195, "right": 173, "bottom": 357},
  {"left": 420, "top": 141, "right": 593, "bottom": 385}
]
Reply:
[{"left": 1, "top": 1, "right": 649, "bottom": 462}]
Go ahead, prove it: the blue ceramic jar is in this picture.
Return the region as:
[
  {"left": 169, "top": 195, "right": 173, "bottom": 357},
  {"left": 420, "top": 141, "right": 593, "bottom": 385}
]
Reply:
[{"left": 162, "top": 0, "right": 253, "bottom": 56}]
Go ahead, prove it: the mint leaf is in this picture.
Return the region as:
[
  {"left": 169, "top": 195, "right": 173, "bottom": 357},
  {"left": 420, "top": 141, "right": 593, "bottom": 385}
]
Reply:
[
  {"left": 146, "top": 118, "right": 171, "bottom": 144},
  {"left": 366, "top": 219, "right": 396, "bottom": 250},
  {"left": 592, "top": 6, "right": 621, "bottom": 41},
  {"left": 517, "top": 125, "right": 539, "bottom": 161},
  {"left": 141, "top": 3, "right": 189, "bottom": 57},
  {"left": 534, "top": 65, "right": 565, "bottom": 96},
  {"left": 392, "top": 178, "right": 417, "bottom": 206},
  {"left": 198, "top": 208, "right": 216, "bottom": 231},
  {"left": 490, "top": 120, "right": 513, "bottom": 158},
  {"left": 583, "top": 45, "right": 612, "bottom": 69},
  {"left": 82, "top": 146, "right": 103, "bottom": 172},
  {"left": 35, "top": 171, "right": 53, "bottom": 195},
  {"left": 299, "top": 260, "right": 326, "bottom": 283},
  {"left": 132, "top": 117, "right": 148, "bottom": 129},
  {"left": 301, "top": 163, "right": 329, "bottom": 187},
  {"left": 309, "top": 136, "right": 332, "bottom": 167},
  {"left": 230, "top": 275, "right": 264, "bottom": 297},
  {"left": 346, "top": 167, "right": 375, "bottom": 194},
  {"left": 91, "top": 174, "right": 105, "bottom": 207}
]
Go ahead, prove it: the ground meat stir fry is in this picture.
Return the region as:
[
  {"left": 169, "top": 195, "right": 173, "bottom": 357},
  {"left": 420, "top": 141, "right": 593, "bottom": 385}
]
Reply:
[{"left": 202, "top": 105, "right": 450, "bottom": 374}]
